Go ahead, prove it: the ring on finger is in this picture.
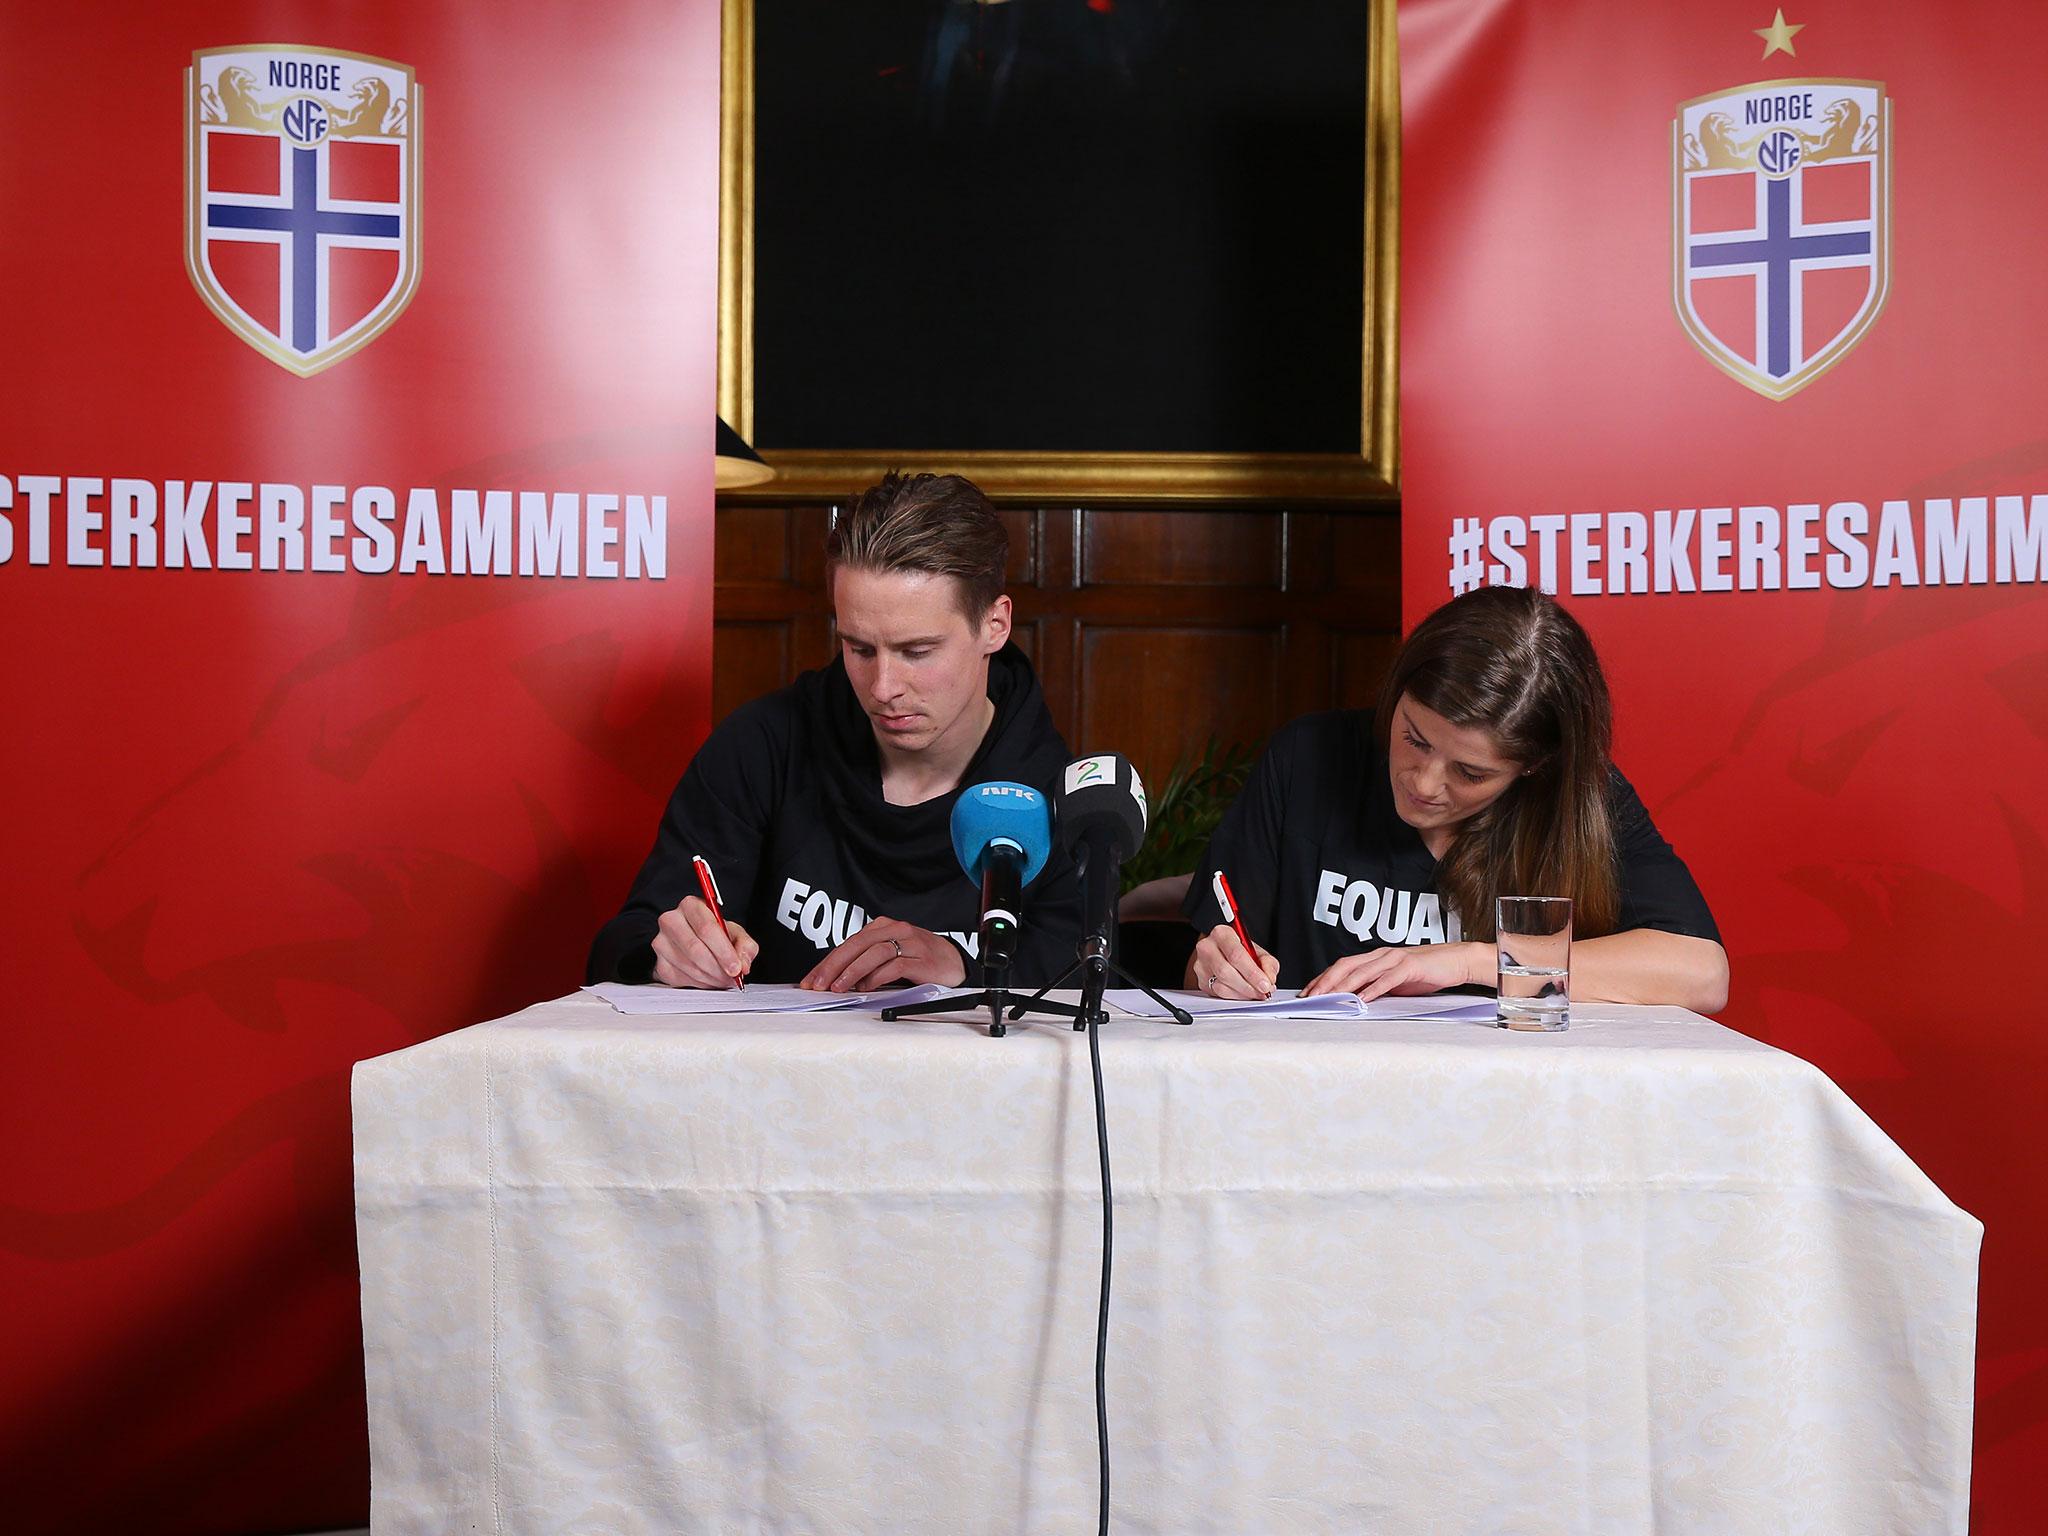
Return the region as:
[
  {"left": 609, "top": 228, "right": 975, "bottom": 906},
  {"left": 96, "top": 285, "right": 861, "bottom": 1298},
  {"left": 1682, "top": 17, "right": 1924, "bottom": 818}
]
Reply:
[{"left": 890, "top": 938, "right": 903, "bottom": 958}]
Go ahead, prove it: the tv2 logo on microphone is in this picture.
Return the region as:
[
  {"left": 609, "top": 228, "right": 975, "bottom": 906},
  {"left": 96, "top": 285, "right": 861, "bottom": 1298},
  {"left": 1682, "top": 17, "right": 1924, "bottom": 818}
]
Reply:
[{"left": 1063, "top": 754, "right": 1147, "bottom": 824}]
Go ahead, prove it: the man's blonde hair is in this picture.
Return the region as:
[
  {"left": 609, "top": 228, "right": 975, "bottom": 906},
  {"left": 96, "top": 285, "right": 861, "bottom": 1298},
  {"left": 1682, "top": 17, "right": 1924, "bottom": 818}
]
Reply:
[{"left": 825, "top": 472, "right": 1007, "bottom": 622}]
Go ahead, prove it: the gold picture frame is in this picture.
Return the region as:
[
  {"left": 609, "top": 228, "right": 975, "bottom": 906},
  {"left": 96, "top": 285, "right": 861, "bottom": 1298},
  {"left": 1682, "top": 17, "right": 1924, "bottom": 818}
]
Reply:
[{"left": 718, "top": 0, "right": 1399, "bottom": 504}]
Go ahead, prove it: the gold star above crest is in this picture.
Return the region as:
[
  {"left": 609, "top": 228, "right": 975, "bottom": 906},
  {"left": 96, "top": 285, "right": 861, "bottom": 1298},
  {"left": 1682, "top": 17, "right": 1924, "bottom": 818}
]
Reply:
[{"left": 1755, "top": 9, "right": 1805, "bottom": 59}]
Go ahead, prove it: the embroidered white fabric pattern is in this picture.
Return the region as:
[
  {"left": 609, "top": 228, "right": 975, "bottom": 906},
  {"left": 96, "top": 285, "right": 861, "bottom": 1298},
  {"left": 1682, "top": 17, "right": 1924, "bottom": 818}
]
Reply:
[{"left": 353, "top": 994, "right": 1980, "bottom": 1535}]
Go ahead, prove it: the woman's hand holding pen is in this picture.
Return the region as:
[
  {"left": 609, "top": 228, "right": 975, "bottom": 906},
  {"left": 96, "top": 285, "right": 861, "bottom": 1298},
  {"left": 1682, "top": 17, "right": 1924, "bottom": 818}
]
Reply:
[
  {"left": 1187, "top": 924, "right": 1280, "bottom": 999},
  {"left": 653, "top": 896, "right": 759, "bottom": 989}
]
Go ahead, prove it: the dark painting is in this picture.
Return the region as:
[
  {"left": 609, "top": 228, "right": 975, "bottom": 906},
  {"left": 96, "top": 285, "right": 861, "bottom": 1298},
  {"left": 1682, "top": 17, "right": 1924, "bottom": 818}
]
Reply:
[{"left": 751, "top": 0, "right": 1371, "bottom": 456}]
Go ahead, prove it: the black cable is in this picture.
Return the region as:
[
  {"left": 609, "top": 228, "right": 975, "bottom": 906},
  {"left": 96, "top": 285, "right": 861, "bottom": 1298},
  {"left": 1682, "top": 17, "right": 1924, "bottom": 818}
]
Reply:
[{"left": 1087, "top": 1005, "right": 1112, "bottom": 1536}]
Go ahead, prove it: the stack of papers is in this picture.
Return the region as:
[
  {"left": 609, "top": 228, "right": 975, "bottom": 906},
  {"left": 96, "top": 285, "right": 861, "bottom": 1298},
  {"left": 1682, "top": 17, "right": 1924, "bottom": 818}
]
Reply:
[
  {"left": 582, "top": 982, "right": 950, "bottom": 1016},
  {"left": 581, "top": 983, "right": 1498, "bottom": 1025},
  {"left": 1104, "top": 988, "right": 1499, "bottom": 1022}
]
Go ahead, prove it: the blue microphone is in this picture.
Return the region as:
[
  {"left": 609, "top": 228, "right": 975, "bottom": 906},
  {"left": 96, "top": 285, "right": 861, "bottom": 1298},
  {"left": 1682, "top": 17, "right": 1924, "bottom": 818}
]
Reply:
[{"left": 950, "top": 782, "right": 1053, "bottom": 971}]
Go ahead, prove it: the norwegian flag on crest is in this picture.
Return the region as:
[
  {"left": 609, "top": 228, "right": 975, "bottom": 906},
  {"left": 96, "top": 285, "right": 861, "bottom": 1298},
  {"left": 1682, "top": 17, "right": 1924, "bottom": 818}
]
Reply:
[
  {"left": 1674, "top": 79, "right": 1887, "bottom": 400},
  {"left": 186, "top": 45, "right": 420, "bottom": 377}
]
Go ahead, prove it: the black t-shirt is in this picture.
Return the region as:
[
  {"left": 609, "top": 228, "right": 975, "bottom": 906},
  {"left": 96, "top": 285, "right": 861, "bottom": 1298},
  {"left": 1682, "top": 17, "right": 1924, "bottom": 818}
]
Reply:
[
  {"left": 1183, "top": 710, "right": 1720, "bottom": 989},
  {"left": 588, "top": 644, "right": 1084, "bottom": 987}
]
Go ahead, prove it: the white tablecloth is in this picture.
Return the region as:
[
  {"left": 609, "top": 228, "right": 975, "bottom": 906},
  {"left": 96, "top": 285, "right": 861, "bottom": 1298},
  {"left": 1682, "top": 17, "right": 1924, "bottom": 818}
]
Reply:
[{"left": 353, "top": 995, "right": 1979, "bottom": 1535}]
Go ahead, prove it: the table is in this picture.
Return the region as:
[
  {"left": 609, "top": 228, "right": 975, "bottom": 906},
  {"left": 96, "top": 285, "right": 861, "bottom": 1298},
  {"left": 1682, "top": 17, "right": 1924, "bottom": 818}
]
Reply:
[{"left": 353, "top": 995, "right": 1979, "bottom": 1534}]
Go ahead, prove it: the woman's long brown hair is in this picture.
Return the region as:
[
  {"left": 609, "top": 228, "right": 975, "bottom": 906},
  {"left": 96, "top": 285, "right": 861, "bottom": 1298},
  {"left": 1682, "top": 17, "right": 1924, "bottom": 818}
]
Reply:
[{"left": 1374, "top": 586, "right": 1619, "bottom": 940}]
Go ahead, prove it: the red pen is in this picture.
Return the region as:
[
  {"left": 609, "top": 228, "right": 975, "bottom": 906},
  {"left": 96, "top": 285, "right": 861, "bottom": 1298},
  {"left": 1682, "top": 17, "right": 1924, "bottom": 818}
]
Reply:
[
  {"left": 692, "top": 854, "right": 744, "bottom": 988},
  {"left": 1212, "top": 871, "right": 1268, "bottom": 993}
]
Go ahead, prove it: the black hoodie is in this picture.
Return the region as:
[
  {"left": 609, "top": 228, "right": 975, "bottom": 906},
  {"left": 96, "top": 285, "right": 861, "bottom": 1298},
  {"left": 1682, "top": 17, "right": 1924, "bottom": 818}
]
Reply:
[
  {"left": 1182, "top": 709, "right": 1720, "bottom": 989},
  {"left": 588, "top": 644, "right": 1084, "bottom": 986}
]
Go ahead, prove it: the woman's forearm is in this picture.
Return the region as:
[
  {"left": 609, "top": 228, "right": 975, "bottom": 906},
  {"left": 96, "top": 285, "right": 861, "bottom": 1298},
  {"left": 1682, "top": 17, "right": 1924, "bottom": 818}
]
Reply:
[{"left": 1559, "top": 930, "right": 1729, "bottom": 1012}]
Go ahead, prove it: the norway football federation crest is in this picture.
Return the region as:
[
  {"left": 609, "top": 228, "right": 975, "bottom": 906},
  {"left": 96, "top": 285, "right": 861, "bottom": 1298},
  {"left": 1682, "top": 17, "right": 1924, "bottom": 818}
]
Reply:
[
  {"left": 1674, "top": 79, "right": 1888, "bottom": 400},
  {"left": 186, "top": 46, "right": 420, "bottom": 376}
]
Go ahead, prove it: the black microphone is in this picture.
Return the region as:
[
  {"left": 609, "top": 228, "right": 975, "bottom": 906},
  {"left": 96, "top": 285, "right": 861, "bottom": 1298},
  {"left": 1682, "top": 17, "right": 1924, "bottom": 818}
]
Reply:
[
  {"left": 1054, "top": 754, "right": 1149, "bottom": 1006},
  {"left": 950, "top": 781, "right": 1054, "bottom": 972}
]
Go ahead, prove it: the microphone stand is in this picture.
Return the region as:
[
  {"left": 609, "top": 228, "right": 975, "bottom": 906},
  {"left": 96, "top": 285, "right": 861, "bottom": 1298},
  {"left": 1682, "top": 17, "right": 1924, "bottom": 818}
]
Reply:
[
  {"left": 880, "top": 958, "right": 1038, "bottom": 1037},
  {"left": 1013, "top": 933, "right": 1194, "bottom": 1030},
  {"left": 880, "top": 941, "right": 1193, "bottom": 1035}
]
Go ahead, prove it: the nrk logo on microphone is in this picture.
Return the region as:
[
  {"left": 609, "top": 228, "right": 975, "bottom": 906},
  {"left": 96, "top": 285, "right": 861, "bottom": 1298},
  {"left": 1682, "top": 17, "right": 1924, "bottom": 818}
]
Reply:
[
  {"left": 186, "top": 46, "right": 420, "bottom": 377},
  {"left": 1674, "top": 77, "right": 1887, "bottom": 400},
  {"left": 978, "top": 784, "right": 1042, "bottom": 804}
]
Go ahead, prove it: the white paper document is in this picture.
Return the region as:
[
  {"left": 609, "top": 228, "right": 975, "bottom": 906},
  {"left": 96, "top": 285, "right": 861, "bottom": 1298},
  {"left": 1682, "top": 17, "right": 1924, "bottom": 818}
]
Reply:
[
  {"left": 1105, "top": 988, "right": 1499, "bottom": 1022},
  {"left": 583, "top": 982, "right": 950, "bottom": 1016}
]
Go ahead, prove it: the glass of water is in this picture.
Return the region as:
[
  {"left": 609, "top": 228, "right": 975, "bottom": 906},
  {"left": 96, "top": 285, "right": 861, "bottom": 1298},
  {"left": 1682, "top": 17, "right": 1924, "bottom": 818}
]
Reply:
[{"left": 1496, "top": 896, "right": 1572, "bottom": 1031}]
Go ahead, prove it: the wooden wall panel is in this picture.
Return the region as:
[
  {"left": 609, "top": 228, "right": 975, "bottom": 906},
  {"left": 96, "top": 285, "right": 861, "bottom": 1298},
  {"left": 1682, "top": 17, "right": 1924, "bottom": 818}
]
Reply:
[
  {"left": 1329, "top": 512, "right": 1402, "bottom": 606},
  {"left": 1075, "top": 626, "right": 1283, "bottom": 766},
  {"left": 1333, "top": 631, "right": 1403, "bottom": 712},
  {"left": 712, "top": 623, "right": 792, "bottom": 725},
  {"left": 715, "top": 505, "right": 794, "bottom": 584},
  {"left": 1081, "top": 511, "right": 1283, "bottom": 589},
  {"left": 713, "top": 501, "right": 1401, "bottom": 792},
  {"left": 999, "top": 510, "right": 1040, "bottom": 584},
  {"left": 1007, "top": 618, "right": 1041, "bottom": 668}
]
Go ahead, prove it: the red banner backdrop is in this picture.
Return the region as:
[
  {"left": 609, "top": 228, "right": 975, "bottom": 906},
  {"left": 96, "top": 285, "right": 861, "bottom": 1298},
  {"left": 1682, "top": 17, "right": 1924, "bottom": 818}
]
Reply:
[
  {"left": 0, "top": 3, "right": 718, "bottom": 1530},
  {"left": 1400, "top": 1, "right": 2047, "bottom": 1527}
]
